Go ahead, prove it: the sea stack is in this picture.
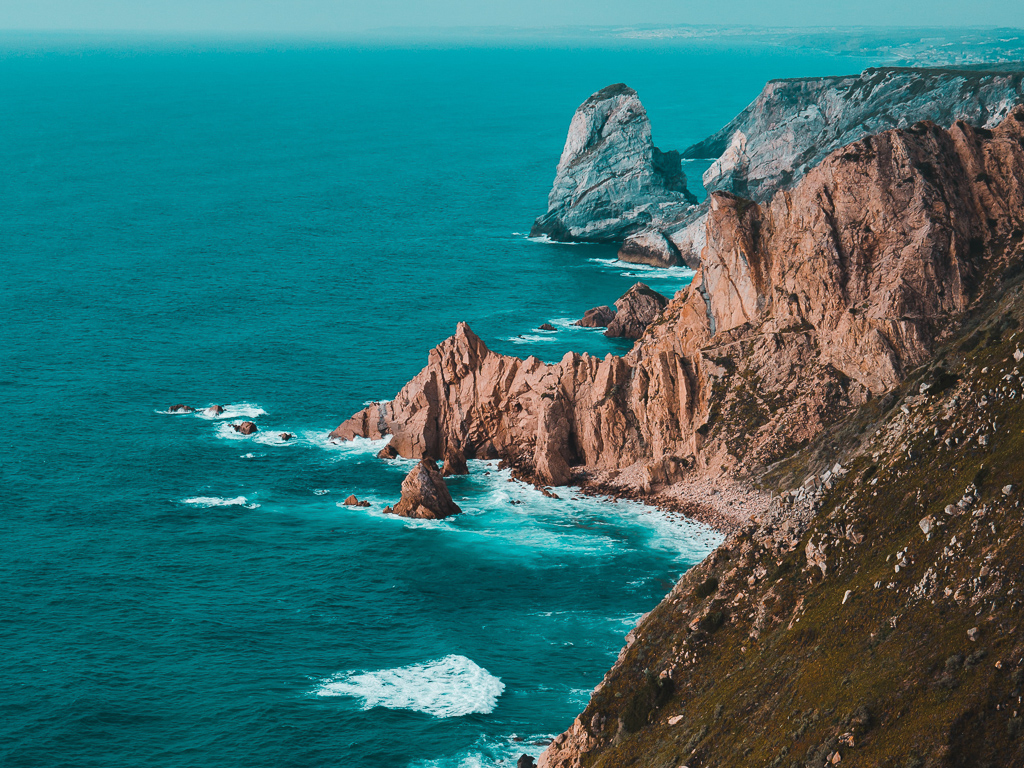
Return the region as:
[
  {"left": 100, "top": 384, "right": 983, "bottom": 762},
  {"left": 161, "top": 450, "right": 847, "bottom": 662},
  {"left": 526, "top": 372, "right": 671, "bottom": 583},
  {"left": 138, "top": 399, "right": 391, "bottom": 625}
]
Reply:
[
  {"left": 389, "top": 458, "right": 462, "bottom": 520},
  {"left": 530, "top": 83, "right": 695, "bottom": 242}
]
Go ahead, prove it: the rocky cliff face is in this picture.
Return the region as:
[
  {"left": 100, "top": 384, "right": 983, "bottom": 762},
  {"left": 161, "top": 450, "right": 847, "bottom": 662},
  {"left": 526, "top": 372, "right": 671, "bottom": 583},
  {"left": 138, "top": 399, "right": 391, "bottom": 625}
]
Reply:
[
  {"left": 684, "top": 66, "right": 1024, "bottom": 202},
  {"left": 335, "top": 108, "right": 1024, "bottom": 494},
  {"left": 538, "top": 286, "right": 1024, "bottom": 766},
  {"left": 530, "top": 83, "right": 696, "bottom": 243}
]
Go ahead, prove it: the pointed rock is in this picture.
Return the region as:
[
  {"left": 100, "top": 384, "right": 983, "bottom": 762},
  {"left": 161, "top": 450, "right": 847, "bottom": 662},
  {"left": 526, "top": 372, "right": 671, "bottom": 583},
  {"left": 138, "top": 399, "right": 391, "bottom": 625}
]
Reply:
[
  {"left": 390, "top": 458, "right": 462, "bottom": 520},
  {"left": 605, "top": 283, "right": 668, "bottom": 339}
]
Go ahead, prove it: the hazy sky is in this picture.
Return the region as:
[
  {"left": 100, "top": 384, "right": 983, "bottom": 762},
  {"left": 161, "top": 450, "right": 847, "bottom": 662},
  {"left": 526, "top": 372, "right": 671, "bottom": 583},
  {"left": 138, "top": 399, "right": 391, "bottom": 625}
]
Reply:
[{"left": 3, "top": 0, "right": 1023, "bottom": 35}]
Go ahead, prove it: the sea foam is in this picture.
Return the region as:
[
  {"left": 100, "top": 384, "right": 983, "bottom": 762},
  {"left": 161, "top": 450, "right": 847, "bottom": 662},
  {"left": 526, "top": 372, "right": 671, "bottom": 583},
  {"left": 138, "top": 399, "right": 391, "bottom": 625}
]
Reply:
[
  {"left": 314, "top": 654, "right": 504, "bottom": 717},
  {"left": 180, "top": 496, "right": 259, "bottom": 509}
]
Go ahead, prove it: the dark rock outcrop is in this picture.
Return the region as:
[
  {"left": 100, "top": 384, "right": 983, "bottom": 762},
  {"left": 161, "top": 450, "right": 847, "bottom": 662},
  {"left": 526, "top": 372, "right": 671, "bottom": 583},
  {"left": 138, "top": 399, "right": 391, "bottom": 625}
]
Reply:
[
  {"left": 530, "top": 83, "right": 696, "bottom": 243},
  {"left": 575, "top": 306, "right": 616, "bottom": 328},
  {"left": 538, "top": 323, "right": 556, "bottom": 331},
  {"left": 343, "top": 495, "right": 371, "bottom": 508},
  {"left": 169, "top": 404, "right": 194, "bottom": 413},
  {"left": 280, "top": 432, "right": 294, "bottom": 441},
  {"left": 389, "top": 458, "right": 462, "bottom": 520},
  {"left": 233, "top": 421, "right": 258, "bottom": 435},
  {"left": 604, "top": 283, "right": 668, "bottom": 340},
  {"left": 203, "top": 405, "right": 225, "bottom": 417}
]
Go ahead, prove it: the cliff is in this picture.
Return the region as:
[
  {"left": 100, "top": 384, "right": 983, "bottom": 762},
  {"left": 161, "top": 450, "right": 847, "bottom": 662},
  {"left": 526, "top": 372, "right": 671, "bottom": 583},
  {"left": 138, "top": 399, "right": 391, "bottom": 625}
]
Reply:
[
  {"left": 617, "top": 66, "right": 1023, "bottom": 269},
  {"left": 683, "top": 66, "right": 1024, "bottom": 202},
  {"left": 336, "top": 104, "right": 1024, "bottom": 768},
  {"left": 540, "top": 281, "right": 1024, "bottom": 767},
  {"left": 335, "top": 107, "right": 1024, "bottom": 492},
  {"left": 529, "top": 83, "right": 697, "bottom": 244}
]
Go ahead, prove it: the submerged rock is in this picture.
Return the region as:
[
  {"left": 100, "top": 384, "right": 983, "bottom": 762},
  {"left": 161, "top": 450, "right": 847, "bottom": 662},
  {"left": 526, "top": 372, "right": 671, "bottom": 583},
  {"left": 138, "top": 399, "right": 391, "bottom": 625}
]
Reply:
[
  {"left": 203, "top": 405, "right": 225, "bottom": 417},
  {"left": 605, "top": 283, "right": 668, "bottom": 339},
  {"left": 530, "top": 83, "right": 696, "bottom": 243},
  {"left": 389, "top": 458, "right": 462, "bottom": 520},
  {"left": 232, "top": 421, "right": 258, "bottom": 435},
  {"left": 575, "top": 305, "right": 616, "bottom": 328},
  {"left": 280, "top": 432, "right": 294, "bottom": 442},
  {"left": 169, "top": 404, "right": 194, "bottom": 413}
]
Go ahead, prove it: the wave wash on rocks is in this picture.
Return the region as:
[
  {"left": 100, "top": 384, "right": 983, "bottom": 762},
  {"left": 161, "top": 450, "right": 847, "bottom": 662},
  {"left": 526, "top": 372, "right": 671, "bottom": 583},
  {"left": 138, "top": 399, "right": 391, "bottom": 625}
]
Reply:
[{"left": 332, "top": 107, "right": 1024, "bottom": 494}]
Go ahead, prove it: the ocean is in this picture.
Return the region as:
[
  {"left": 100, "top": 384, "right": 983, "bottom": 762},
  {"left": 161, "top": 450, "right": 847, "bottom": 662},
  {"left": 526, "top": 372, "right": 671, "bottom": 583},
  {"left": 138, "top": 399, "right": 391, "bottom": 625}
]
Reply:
[{"left": 0, "top": 37, "right": 877, "bottom": 767}]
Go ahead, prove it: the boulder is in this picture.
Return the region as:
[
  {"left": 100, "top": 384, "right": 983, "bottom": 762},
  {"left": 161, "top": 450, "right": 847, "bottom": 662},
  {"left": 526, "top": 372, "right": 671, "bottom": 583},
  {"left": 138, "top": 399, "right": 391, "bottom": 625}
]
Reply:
[
  {"left": 233, "top": 421, "right": 258, "bottom": 435},
  {"left": 169, "top": 404, "right": 194, "bottom": 413},
  {"left": 517, "top": 756, "right": 537, "bottom": 768},
  {"left": 280, "top": 432, "right": 294, "bottom": 441},
  {"left": 377, "top": 444, "right": 399, "bottom": 460},
  {"left": 389, "top": 458, "right": 462, "bottom": 520},
  {"left": 605, "top": 283, "right": 668, "bottom": 339},
  {"left": 203, "top": 405, "right": 225, "bottom": 417},
  {"left": 538, "top": 323, "right": 556, "bottom": 331},
  {"left": 530, "top": 83, "right": 695, "bottom": 242},
  {"left": 575, "top": 306, "right": 616, "bottom": 328},
  {"left": 343, "top": 495, "right": 371, "bottom": 508},
  {"left": 618, "top": 230, "right": 683, "bottom": 268}
]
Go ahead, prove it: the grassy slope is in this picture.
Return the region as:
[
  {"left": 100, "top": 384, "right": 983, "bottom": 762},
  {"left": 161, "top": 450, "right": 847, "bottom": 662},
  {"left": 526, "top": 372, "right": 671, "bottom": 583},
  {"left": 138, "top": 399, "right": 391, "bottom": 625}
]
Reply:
[{"left": 571, "top": 277, "right": 1024, "bottom": 768}]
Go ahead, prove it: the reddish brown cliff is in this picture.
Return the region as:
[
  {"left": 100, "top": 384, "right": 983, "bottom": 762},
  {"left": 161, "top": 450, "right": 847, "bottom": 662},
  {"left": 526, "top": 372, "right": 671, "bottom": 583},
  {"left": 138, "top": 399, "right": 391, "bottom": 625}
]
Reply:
[{"left": 332, "top": 108, "right": 1024, "bottom": 494}]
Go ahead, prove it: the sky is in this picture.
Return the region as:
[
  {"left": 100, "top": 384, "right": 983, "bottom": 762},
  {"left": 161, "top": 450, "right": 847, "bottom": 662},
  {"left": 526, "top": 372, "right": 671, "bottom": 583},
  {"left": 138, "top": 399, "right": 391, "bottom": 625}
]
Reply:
[{"left": 2, "top": 0, "right": 1023, "bottom": 35}]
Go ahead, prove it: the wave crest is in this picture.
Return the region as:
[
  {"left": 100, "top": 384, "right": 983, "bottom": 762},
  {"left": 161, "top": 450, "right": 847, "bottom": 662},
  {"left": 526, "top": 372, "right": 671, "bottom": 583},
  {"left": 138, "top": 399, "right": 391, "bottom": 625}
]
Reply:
[{"left": 314, "top": 654, "right": 504, "bottom": 717}]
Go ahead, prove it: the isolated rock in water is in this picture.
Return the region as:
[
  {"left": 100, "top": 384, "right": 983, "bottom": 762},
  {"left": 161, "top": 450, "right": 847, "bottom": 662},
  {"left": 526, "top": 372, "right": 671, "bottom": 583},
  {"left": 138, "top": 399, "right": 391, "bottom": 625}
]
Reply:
[
  {"left": 683, "top": 66, "right": 1024, "bottom": 201},
  {"left": 390, "top": 458, "right": 462, "bottom": 520},
  {"left": 530, "top": 83, "right": 696, "bottom": 242},
  {"left": 233, "top": 421, "right": 258, "bottom": 435},
  {"left": 169, "top": 404, "right": 194, "bottom": 413},
  {"left": 618, "top": 230, "right": 684, "bottom": 268},
  {"left": 203, "top": 405, "right": 225, "bottom": 417},
  {"left": 605, "top": 283, "right": 668, "bottom": 339},
  {"left": 443, "top": 444, "right": 469, "bottom": 476},
  {"left": 575, "top": 306, "right": 616, "bottom": 328},
  {"left": 343, "top": 494, "right": 371, "bottom": 508},
  {"left": 517, "top": 756, "right": 537, "bottom": 768},
  {"left": 538, "top": 323, "right": 556, "bottom": 332},
  {"left": 280, "top": 432, "right": 294, "bottom": 441}
]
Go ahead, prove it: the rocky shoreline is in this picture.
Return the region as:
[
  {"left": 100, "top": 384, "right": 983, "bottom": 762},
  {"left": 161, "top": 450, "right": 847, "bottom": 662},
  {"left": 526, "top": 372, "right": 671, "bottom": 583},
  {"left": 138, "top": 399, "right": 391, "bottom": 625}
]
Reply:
[{"left": 330, "top": 64, "right": 1024, "bottom": 767}]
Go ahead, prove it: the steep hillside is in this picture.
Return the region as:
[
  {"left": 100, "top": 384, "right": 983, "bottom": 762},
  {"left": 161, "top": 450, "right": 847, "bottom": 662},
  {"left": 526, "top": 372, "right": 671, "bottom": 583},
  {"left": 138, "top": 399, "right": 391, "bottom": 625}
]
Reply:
[{"left": 539, "top": 267, "right": 1024, "bottom": 768}]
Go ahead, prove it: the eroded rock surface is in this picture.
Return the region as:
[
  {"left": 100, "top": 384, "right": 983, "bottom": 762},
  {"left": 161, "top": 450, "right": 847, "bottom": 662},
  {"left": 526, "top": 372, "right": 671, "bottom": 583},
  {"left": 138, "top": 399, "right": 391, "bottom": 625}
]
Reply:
[
  {"left": 389, "top": 458, "right": 462, "bottom": 519},
  {"left": 683, "top": 66, "right": 1024, "bottom": 201},
  {"left": 530, "top": 83, "right": 696, "bottom": 242},
  {"left": 233, "top": 421, "right": 258, "bottom": 435},
  {"left": 334, "top": 108, "right": 1024, "bottom": 491}
]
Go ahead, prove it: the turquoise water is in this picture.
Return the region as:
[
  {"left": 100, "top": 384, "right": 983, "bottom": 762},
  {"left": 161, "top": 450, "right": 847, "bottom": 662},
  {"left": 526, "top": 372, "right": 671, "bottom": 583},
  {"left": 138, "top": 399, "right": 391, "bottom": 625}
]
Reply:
[{"left": 0, "top": 39, "right": 875, "bottom": 767}]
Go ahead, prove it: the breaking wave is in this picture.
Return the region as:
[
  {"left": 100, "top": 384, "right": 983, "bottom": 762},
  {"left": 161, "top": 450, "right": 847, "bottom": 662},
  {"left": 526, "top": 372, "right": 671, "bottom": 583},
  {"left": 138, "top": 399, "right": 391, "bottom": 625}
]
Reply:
[{"left": 314, "top": 654, "right": 504, "bottom": 718}]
